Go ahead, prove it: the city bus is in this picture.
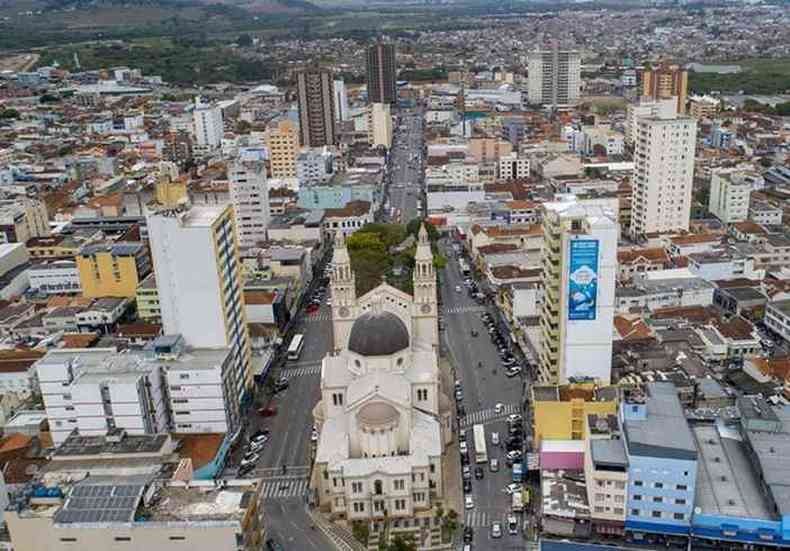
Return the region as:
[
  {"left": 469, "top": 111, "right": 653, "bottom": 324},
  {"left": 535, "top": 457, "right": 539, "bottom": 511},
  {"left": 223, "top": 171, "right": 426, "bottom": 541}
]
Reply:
[
  {"left": 458, "top": 258, "right": 470, "bottom": 276},
  {"left": 287, "top": 334, "right": 305, "bottom": 361},
  {"left": 473, "top": 424, "right": 488, "bottom": 464}
]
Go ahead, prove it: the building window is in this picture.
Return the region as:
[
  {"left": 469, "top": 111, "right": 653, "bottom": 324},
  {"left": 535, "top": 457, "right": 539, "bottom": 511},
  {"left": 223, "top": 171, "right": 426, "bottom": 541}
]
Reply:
[
  {"left": 674, "top": 513, "right": 685, "bottom": 521},
  {"left": 675, "top": 498, "right": 686, "bottom": 505},
  {"left": 614, "top": 508, "right": 624, "bottom": 515},
  {"left": 633, "top": 495, "right": 642, "bottom": 501},
  {"left": 114, "top": 537, "right": 131, "bottom": 542},
  {"left": 653, "top": 496, "right": 662, "bottom": 503},
  {"left": 652, "top": 511, "right": 662, "bottom": 518},
  {"left": 654, "top": 482, "right": 663, "bottom": 489},
  {"left": 594, "top": 506, "right": 604, "bottom": 513},
  {"left": 60, "top": 538, "right": 78, "bottom": 543},
  {"left": 631, "top": 509, "right": 640, "bottom": 516},
  {"left": 634, "top": 480, "right": 643, "bottom": 487},
  {"left": 676, "top": 484, "right": 688, "bottom": 491},
  {"left": 394, "top": 480, "right": 405, "bottom": 491},
  {"left": 352, "top": 482, "right": 363, "bottom": 494},
  {"left": 595, "top": 493, "right": 605, "bottom": 503}
]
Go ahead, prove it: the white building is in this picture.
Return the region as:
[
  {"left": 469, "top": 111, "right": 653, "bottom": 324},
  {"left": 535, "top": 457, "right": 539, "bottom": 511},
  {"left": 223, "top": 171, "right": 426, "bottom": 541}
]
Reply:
[
  {"left": 498, "top": 152, "right": 531, "bottom": 181},
  {"left": 539, "top": 195, "right": 618, "bottom": 385},
  {"left": 624, "top": 96, "right": 677, "bottom": 146},
  {"left": 630, "top": 110, "right": 696, "bottom": 240},
  {"left": 229, "top": 147, "right": 270, "bottom": 249},
  {"left": 296, "top": 148, "right": 334, "bottom": 185},
  {"left": 367, "top": 102, "right": 393, "bottom": 149},
  {"left": 334, "top": 79, "right": 349, "bottom": 122},
  {"left": 193, "top": 98, "right": 223, "bottom": 149},
  {"left": 766, "top": 299, "right": 790, "bottom": 344},
  {"left": 28, "top": 260, "right": 81, "bottom": 295},
  {"left": 708, "top": 169, "right": 752, "bottom": 224},
  {"left": 582, "top": 126, "right": 625, "bottom": 157},
  {"left": 527, "top": 47, "right": 581, "bottom": 106},
  {"left": 312, "top": 227, "right": 451, "bottom": 542},
  {"left": 147, "top": 204, "right": 252, "bottom": 416},
  {"left": 36, "top": 336, "right": 238, "bottom": 445}
]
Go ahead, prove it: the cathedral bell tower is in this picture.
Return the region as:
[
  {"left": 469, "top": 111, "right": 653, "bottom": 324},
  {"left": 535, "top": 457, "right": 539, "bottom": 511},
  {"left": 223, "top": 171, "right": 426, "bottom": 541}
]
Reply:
[
  {"left": 330, "top": 232, "right": 357, "bottom": 352},
  {"left": 412, "top": 224, "right": 439, "bottom": 352}
]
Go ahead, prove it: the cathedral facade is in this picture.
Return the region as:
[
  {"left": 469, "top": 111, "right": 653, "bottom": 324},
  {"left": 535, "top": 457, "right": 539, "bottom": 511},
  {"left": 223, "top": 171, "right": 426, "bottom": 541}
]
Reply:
[{"left": 312, "top": 225, "right": 452, "bottom": 530}]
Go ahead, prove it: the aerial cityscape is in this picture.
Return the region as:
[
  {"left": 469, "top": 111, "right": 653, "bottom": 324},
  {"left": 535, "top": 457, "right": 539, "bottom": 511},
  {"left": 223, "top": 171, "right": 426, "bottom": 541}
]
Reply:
[{"left": 0, "top": 0, "right": 790, "bottom": 550}]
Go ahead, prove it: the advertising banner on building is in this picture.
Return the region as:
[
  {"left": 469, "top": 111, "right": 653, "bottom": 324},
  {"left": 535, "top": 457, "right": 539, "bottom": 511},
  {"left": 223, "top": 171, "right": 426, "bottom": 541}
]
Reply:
[{"left": 568, "top": 239, "right": 599, "bottom": 321}]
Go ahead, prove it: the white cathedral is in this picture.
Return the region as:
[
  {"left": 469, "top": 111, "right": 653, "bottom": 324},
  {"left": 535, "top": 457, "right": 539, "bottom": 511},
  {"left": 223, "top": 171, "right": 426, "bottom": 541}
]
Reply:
[{"left": 312, "top": 224, "right": 452, "bottom": 526}]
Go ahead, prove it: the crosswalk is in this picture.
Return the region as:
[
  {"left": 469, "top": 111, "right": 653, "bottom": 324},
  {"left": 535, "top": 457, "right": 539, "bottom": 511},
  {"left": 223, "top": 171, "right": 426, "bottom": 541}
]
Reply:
[
  {"left": 282, "top": 364, "right": 321, "bottom": 379},
  {"left": 305, "top": 313, "right": 331, "bottom": 322},
  {"left": 442, "top": 305, "right": 486, "bottom": 315},
  {"left": 459, "top": 403, "right": 519, "bottom": 429},
  {"left": 464, "top": 510, "right": 506, "bottom": 528},
  {"left": 260, "top": 476, "right": 310, "bottom": 499}
]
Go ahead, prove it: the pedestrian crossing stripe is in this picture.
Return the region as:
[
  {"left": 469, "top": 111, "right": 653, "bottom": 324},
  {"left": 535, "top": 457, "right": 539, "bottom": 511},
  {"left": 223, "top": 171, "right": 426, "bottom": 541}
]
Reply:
[
  {"left": 464, "top": 511, "right": 495, "bottom": 527},
  {"left": 305, "top": 314, "right": 331, "bottom": 322},
  {"left": 261, "top": 477, "right": 310, "bottom": 499},
  {"left": 442, "top": 305, "right": 486, "bottom": 315},
  {"left": 282, "top": 365, "right": 321, "bottom": 378},
  {"left": 257, "top": 465, "right": 311, "bottom": 477},
  {"left": 459, "top": 403, "right": 519, "bottom": 429}
]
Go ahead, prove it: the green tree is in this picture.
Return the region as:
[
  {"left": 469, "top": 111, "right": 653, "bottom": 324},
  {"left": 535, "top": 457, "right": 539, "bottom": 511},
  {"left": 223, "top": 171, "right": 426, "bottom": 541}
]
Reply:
[
  {"left": 776, "top": 101, "right": 790, "bottom": 116},
  {"left": 351, "top": 521, "right": 369, "bottom": 545},
  {"left": 347, "top": 231, "right": 386, "bottom": 254},
  {"left": 0, "top": 108, "right": 19, "bottom": 119},
  {"left": 236, "top": 120, "right": 253, "bottom": 135},
  {"left": 382, "top": 534, "right": 417, "bottom": 551}
]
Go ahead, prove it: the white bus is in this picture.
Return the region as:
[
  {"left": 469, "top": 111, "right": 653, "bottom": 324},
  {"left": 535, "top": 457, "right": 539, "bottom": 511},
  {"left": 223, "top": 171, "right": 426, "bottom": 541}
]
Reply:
[
  {"left": 287, "top": 334, "right": 305, "bottom": 361},
  {"left": 458, "top": 258, "right": 470, "bottom": 276},
  {"left": 473, "top": 424, "right": 488, "bottom": 464}
]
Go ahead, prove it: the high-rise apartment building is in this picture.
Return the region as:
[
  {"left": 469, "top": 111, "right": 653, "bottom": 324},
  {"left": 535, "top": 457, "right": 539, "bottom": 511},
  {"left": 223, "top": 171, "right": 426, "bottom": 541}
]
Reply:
[
  {"left": 76, "top": 241, "right": 151, "bottom": 298},
  {"left": 366, "top": 43, "right": 397, "bottom": 104},
  {"left": 641, "top": 62, "right": 688, "bottom": 115},
  {"left": 147, "top": 204, "right": 253, "bottom": 404},
  {"left": 367, "top": 102, "right": 393, "bottom": 149},
  {"left": 264, "top": 119, "right": 299, "bottom": 179},
  {"left": 229, "top": 147, "right": 270, "bottom": 249},
  {"left": 630, "top": 110, "right": 696, "bottom": 240},
  {"left": 539, "top": 195, "right": 617, "bottom": 385},
  {"left": 527, "top": 46, "right": 581, "bottom": 106},
  {"left": 333, "top": 79, "right": 349, "bottom": 122},
  {"left": 296, "top": 68, "right": 337, "bottom": 147},
  {"left": 624, "top": 96, "right": 677, "bottom": 147},
  {"left": 192, "top": 98, "right": 223, "bottom": 149}
]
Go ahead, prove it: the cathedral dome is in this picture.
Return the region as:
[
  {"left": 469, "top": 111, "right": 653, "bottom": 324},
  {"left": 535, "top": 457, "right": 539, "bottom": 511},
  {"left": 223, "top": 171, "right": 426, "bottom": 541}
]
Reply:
[
  {"left": 357, "top": 401, "right": 399, "bottom": 427},
  {"left": 348, "top": 310, "right": 409, "bottom": 356}
]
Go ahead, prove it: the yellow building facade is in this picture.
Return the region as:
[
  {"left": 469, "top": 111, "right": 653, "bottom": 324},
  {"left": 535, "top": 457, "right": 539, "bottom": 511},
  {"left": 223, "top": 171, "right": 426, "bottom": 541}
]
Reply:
[
  {"left": 531, "top": 384, "right": 619, "bottom": 446},
  {"left": 77, "top": 242, "right": 151, "bottom": 298},
  {"left": 264, "top": 119, "right": 299, "bottom": 179}
]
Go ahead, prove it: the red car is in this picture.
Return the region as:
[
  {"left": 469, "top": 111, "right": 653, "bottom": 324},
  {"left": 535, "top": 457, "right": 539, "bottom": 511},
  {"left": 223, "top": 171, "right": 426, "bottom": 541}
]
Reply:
[
  {"left": 306, "top": 304, "right": 320, "bottom": 314},
  {"left": 258, "top": 407, "right": 278, "bottom": 417}
]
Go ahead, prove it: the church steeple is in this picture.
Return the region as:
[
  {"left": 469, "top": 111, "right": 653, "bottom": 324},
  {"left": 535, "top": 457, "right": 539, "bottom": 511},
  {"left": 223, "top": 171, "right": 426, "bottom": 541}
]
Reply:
[
  {"left": 330, "top": 231, "right": 357, "bottom": 352},
  {"left": 412, "top": 223, "right": 439, "bottom": 352}
]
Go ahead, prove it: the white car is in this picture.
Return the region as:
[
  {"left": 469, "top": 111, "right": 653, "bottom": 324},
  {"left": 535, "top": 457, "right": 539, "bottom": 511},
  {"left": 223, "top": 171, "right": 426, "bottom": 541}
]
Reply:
[
  {"left": 507, "top": 514, "right": 519, "bottom": 535},
  {"left": 507, "top": 413, "right": 523, "bottom": 424},
  {"left": 489, "top": 458, "right": 499, "bottom": 472},
  {"left": 311, "top": 427, "right": 319, "bottom": 442},
  {"left": 506, "top": 450, "right": 523, "bottom": 461},
  {"left": 491, "top": 522, "right": 502, "bottom": 539},
  {"left": 459, "top": 441, "right": 468, "bottom": 455},
  {"left": 491, "top": 432, "right": 500, "bottom": 445},
  {"left": 503, "top": 483, "right": 522, "bottom": 495},
  {"left": 494, "top": 403, "right": 505, "bottom": 414},
  {"left": 464, "top": 495, "right": 474, "bottom": 509},
  {"left": 455, "top": 285, "right": 462, "bottom": 292},
  {"left": 240, "top": 453, "right": 259, "bottom": 467}
]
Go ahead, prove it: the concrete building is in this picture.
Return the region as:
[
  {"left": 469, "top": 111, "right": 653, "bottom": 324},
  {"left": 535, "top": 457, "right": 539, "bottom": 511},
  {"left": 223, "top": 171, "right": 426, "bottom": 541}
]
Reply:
[
  {"left": 28, "top": 260, "right": 81, "bottom": 295},
  {"left": 5, "top": 461, "right": 264, "bottom": 551},
  {"left": 710, "top": 123, "right": 734, "bottom": 149},
  {"left": 296, "top": 148, "right": 334, "bottom": 185},
  {"left": 147, "top": 204, "right": 253, "bottom": 405},
  {"left": 135, "top": 273, "right": 160, "bottom": 323},
  {"left": 76, "top": 241, "right": 151, "bottom": 299},
  {"left": 367, "top": 102, "right": 393, "bottom": 149},
  {"left": 625, "top": 97, "right": 677, "bottom": 146},
  {"left": 0, "top": 198, "right": 49, "bottom": 244},
  {"left": 765, "top": 298, "right": 790, "bottom": 344},
  {"left": 264, "top": 119, "right": 299, "bottom": 179},
  {"left": 229, "top": 147, "right": 270, "bottom": 250},
  {"left": 498, "top": 152, "right": 531, "bottom": 181},
  {"left": 640, "top": 63, "right": 688, "bottom": 115},
  {"left": 584, "top": 413, "right": 629, "bottom": 536},
  {"left": 688, "top": 95, "right": 719, "bottom": 119},
  {"left": 622, "top": 383, "right": 698, "bottom": 539},
  {"left": 539, "top": 196, "right": 618, "bottom": 385},
  {"left": 192, "top": 98, "right": 223, "bottom": 149},
  {"left": 313, "top": 228, "right": 451, "bottom": 547},
  {"left": 296, "top": 68, "right": 337, "bottom": 147},
  {"left": 366, "top": 43, "right": 397, "bottom": 105},
  {"left": 334, "top": 79, "right": 349, "bottom": 122},
  {"left": 531, "top": 384, "right": 618, "bottom": 446},
  {"left": 527, "top": 46, "right": 581, "bottom": 106},
  {"left": 708, "top": 169, "right": 751, "bottom": 224},
  {"left": 630, "top": 110, "right": 696, "bottom": 239}
]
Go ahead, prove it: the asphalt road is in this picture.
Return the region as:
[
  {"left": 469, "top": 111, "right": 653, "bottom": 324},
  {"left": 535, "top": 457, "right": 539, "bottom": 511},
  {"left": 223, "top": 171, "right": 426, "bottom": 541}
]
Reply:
[
  {"left": 388, "top": 109, "right": 424, "bottom": 223},
  {"left": 439, "top": 238, "right": 533, "bottom": 549}
]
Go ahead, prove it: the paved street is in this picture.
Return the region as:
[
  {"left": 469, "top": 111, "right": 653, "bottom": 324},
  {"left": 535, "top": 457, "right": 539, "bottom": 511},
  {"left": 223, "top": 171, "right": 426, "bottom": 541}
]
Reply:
[
  {"left": 387, "top": 108, "right": 424, "bottom": 223},
  {"left": 439, "top": 239, "right": 532, "bottom": 548}
]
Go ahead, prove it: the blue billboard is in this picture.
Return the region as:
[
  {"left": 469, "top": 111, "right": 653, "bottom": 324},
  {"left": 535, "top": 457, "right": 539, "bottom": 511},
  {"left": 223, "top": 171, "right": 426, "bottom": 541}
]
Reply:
[{"left": 568, "top": 239, "right": 599, "bottom": 321}]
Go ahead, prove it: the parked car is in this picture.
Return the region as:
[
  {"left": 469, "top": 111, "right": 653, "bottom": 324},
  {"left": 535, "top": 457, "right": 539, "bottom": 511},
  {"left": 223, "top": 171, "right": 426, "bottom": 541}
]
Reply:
[
  {"left": 491, "top": 522, "right": 502, "bottom": 539},
  {"left": 462, "top": 465, "right": 471, "bottom": 480},
  {"left": 240, "top": 453, "right": 259, "bottom": 467},
  {"left": 265, "top": 538, "right": 284, "bottom": 551},
  {"left": 507, "top": 514, "right": 519, "bottom": 535},
  {"left": 489, "top": 458, "right": 499, "bottom": 472},
  {"left": 507, "top": 414, "right": 523, "bottom": 424},
  {"left": 506, "top": 366, "right": 523, "bottom": 377},
  {"left": 463, "top": 526, "right": 474, "bottom": 543},
  {"left": 503, "top": 483, "right": 522, "bottom": 495},
  {"left": 474, "top": 466, "right": 484, "bottom": 480},
  {"left": 465, "top": 495, "right": 474, "bottom": 509},
  {"left": 491, "top": 432, "right": 500, "bottom": 445},
  {"left": 463, "top": 479, "right": 472, "bottom": 493}
]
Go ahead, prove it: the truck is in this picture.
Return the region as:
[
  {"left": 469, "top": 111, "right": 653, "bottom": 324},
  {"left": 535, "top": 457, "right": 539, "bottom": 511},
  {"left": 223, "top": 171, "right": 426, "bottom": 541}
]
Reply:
[{"left": 511, "top": 491, "right": 524, "bottom": 513}]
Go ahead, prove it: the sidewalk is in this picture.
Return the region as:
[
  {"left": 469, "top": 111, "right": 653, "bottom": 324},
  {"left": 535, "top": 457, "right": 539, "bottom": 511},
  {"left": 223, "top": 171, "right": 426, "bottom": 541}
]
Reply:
[{"left": 438, "top": 357, "right": 463, "bottom": 521}]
